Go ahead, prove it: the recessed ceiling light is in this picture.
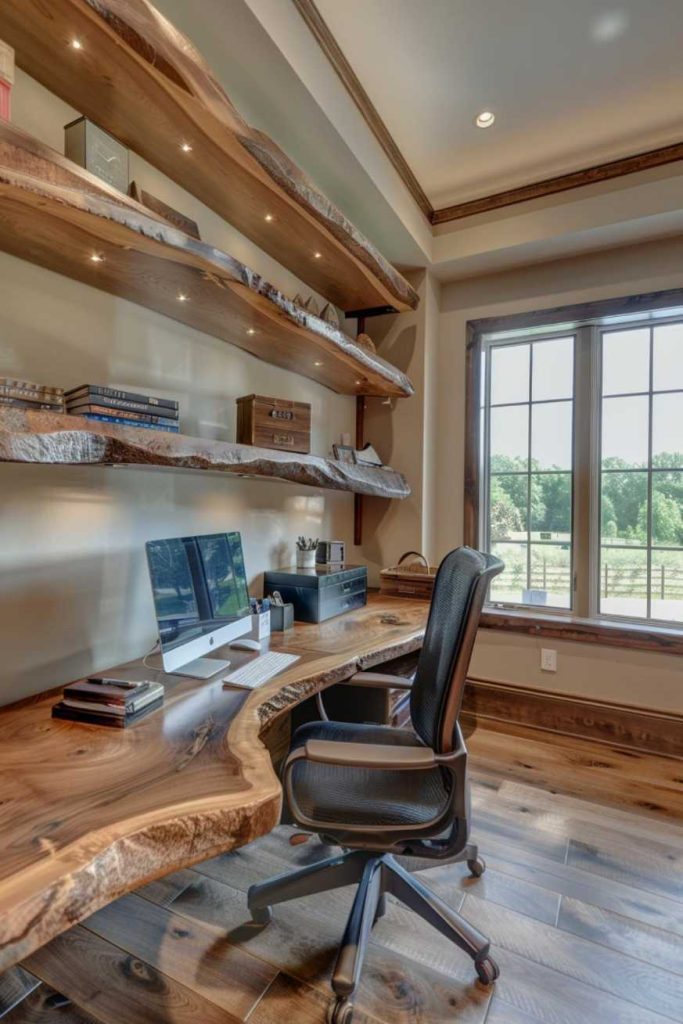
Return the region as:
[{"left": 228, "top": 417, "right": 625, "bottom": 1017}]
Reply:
[
  {"left": 313, "top": 252, "right": 322, "bottom": 259},
  {"left": 592, "top": 11, "right": 629, "bottom": 42},
  {"left": 89, "top": 253, "right": 104, "bottom": 263},
  {"left": 314, "top": 361, "right": 323, "bottom": 367},
  {"left": 70, "top": 38, "right": 83, "bottom": 50},
  {"left": 246, "top": 327, "right": 256, "bottom": 335},
  {"left": 265, "top": 213, "right": 274, "bottom": 222},
  {"left": 177, "top": 293, "right": 189, "bottom": 302},
  {"left": 355, "top": 380, "right": 362, "bottom": 385},
  {"left": 180, "top": 142, "right": 193, "bottom": 153},
  {"left": 475, "top": 110, "right": 495, "bottom": 129}
]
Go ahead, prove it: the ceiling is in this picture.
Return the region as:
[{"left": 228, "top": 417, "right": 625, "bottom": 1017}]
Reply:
[
  {"left": 313, "top": 0, "right": 683, "bottom": 210},
  {"left": 156, "top": 0, "right": 431, "bottom": 266}
]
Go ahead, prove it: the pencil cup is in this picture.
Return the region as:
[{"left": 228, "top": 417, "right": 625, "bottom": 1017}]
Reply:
[{"left": 250, "top": 610, "right": 271, "bottom": 640}]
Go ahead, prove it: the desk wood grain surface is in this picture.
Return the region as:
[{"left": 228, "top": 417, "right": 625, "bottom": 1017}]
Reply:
[{"left": 0, "top": 596, "right": 428, "bottom": 972}]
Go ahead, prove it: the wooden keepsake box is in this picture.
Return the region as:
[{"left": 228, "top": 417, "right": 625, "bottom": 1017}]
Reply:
[{"left": 236, "top": 394, "right": 311, "bottom": 454}]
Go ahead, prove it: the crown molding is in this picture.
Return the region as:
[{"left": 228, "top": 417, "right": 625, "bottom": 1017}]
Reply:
[
  {"left": 432, "top": 141, "right": 683, "bottom": 224},
  {"left": 291, "top": 0, "right": 433, "bottom": 221}
]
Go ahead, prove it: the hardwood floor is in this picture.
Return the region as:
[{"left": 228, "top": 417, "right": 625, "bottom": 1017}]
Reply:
[
  {"left": 5, "top": 727, "right": 682, "bottom": 1024},
  {"left": 465, "top": 721, "right": 683, "bottom": 821}
]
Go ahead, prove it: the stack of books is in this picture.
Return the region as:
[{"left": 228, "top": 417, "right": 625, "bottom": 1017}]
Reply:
[
  {"left": 52, "top": 677, "right": 164, "bottom": 728},
  {"left": 64, "top": 384, "right": 180, "bottom": 433},
  {"left": 0, "top": 376, "right": 65, "bottom": 413}
]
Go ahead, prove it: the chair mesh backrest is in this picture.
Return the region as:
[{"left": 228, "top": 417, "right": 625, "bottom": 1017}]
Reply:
[{"left": 410, "top": 547, "right": 502, "bottom": 751}]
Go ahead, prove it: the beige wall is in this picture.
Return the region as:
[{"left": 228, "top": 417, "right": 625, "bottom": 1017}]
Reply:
[
  {"left": 4, "top": 70, "right": 682, "bottom": 719},
  {"left": 360, "top": 270, "right": 439, "bottom": 582},
  {"left": 0, "top": 72, "right": 363, "bottom": 705},
  {"left": 432, "top": 236, "right": 683, "bottom": 714}
]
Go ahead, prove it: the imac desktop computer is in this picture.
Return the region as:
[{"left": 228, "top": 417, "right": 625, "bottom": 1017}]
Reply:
[{"left": 146, "top": 531, "right": 252, "bottom": 678}]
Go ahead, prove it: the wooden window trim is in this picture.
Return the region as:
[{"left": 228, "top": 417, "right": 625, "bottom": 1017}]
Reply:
[{"left": 465, "top": 287, "right": 683, "bottom": 654}]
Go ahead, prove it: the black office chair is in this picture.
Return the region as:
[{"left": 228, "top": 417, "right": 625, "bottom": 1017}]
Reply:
[{"left": 248, "top": 546, "right": 504, "bottom": 1024}]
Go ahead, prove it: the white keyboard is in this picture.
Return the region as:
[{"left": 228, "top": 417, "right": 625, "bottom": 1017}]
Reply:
[{"left": 222, "top": 651, "right": 300, "bottom": 690}]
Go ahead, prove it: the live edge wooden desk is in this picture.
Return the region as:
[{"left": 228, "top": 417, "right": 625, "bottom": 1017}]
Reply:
[{"left": 0, "top": 594, "right": 428, "bottom": 973}]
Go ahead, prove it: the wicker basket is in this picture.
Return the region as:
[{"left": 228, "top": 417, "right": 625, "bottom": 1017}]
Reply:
[{"left": 379, "top": 551, "right": 437, "bottom": 600}]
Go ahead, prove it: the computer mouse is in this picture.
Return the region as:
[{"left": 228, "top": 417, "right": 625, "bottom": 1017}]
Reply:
[{"left": 230, "top": 638, "right": 262, "bottom": 652}]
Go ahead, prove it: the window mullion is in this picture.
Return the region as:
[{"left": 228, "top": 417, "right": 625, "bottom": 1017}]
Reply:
[
  {"left": 646, "top": 327, "right": 654, "bottom": 619},
  {"left": 527, "top": 346, "right": 533, "bottom": 595},
  {"left": 572, "top": 327, "right": 592, "bottom": 617}
]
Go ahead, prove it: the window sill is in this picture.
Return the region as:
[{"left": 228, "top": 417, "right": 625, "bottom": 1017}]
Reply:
[{"left": 480, "top": 608, "right": 683, "bottom": 656}]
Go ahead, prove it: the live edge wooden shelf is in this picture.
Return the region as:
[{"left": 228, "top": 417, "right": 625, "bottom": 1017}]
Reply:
[
  {"left": 0, "top": 123, "right": 413, "bottom": 400},
  {"left": 0, "top": 595, "right": 429, "bottom": 972},
  {"left": 0, "top": 0, "right": 419, "bottom": 316},
  {"left": 0, "top": 407, "right": 411, "bottom": 500}
]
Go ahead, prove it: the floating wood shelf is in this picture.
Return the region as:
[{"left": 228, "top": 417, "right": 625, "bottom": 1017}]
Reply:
[
  {"left": 0, "top": 408, "right": 411, "bottom": 500},
  {"left": 0, "top": 123, "right": 414, "bottom": 398},
  {"left": 0, "top": 0, "right": 419, "bottom": 315}
]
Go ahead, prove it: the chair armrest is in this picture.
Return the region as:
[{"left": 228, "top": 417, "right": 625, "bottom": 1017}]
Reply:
[
  {"left": 343, "top": 672, "right": 413, "bottom": 690},
  {"left": 302, "top": 739, "right": 436, "bottom": 769}
]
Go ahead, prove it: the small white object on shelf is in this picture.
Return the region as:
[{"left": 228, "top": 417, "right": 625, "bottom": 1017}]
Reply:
[{"left": 355, "top": 443, "right": 384, "bottom": 468}]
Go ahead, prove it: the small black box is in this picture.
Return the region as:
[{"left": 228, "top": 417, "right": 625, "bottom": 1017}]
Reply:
[
  {"left": 316, "top": 540, "right": 346, "bottom": 565},
  {"left": 264, "top": 565, "right": 367, "bottom": 623}
]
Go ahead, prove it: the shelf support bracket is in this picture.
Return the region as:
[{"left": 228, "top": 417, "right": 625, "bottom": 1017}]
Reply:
[
  {"left": 352, "top": 314, "right": 369, "bottom": 545},
  {"left": 354, "top": 392, "right": 365, "bottom": 546}
]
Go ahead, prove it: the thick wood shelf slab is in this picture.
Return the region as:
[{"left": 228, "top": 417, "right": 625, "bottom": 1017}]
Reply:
[
  {"left": 0, "top": 124, "right": 413, "bottom": 399},
  {"left": 0, "top": 408, "right": 411, "bottom": 499},
  {"left": 0, "top": 0, "right": 419, "bottom": 315},
  {"left": 0, "top": 595, "right": 429, "bottom": 971}
]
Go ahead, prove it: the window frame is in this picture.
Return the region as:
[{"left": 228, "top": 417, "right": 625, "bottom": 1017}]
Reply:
[
  {"left": 594, "top": 314, "right": 683, "bottom": 627},
  {"left": 481, "top": 329, "right": 578, "bottom": 615},
  {"left": 465, "top": 287, "right": 683, "bottom": 646}
]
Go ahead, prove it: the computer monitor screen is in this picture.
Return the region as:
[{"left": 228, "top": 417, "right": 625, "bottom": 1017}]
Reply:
[
  {"left": 146, "top": 531, "right": 251, "bottom": 676},
  {"left": 197, "top": 533, "right": 250, "bottom": 618}
]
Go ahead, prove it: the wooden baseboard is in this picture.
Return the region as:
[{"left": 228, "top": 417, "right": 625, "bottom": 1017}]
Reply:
[{"left": 462, "top": 677, "right": 683, "bottom": 760}]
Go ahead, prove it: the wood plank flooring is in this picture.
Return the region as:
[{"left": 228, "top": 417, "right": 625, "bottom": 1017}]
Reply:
[
  {"left": 465, "top": 720, "right": 683, "bottom": 820},
  {"left": 5, "top": 726, "right": 683, "bottom": 1024}
]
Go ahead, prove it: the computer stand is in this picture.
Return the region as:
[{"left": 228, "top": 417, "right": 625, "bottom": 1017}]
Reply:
[{"left": 169, "top": 656, "right": 231, "bottom": 679}]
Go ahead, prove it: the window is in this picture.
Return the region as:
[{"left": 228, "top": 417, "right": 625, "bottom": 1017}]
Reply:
[
  {"left": 472, "top": 298, "right": 683, "bottom": 629},
  {"left": 599, "top": 323, "right": 683, "bottom": 623},
  {"left": 487, "top": 335, "right": 575, "bottom": 610}
]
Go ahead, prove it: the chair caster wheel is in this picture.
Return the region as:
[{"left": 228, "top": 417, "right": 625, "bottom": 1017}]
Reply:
[
  {"left": 467, "top": 856, "right": 486, "bottom": 878},
  {"left": 476, "top": 955, "right": 500, "bottom": 985},
  {"left": 250, "top": 905, "right": 272, "bottom": 926},
  {"left": 327, "top": 997, "right": 354, "bottom": 1024}
]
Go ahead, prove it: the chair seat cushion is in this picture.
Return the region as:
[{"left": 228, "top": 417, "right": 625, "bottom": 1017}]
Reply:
[{"left": 287, "top": 720, "right": 451, "bottom": 829}]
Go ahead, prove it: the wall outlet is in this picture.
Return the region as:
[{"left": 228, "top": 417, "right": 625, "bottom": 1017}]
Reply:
[{"left": 540, "top": 648, "right": 557, "bottom": 672}]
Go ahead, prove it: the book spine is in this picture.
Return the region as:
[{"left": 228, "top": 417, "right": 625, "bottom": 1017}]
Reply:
[
  {"left": 62, "top": 693, "right": 161, "bottom": 714},
  {"left": 72, "top": 404, "right": 178, "bottom": 427},
  {"left": 0, "top": 377, "right": 63, "bottom": 396},
  {"left": 67, "top": 394, "right": 179, "bottom": 418},
  {"left": 62, "top": 699, "right": 128, "bottom": 715},
  {"left": 0, "top": 385, "right": 65, "bottom": 404},
  {"left": 64, "top": 385, "right": 178, "bottom": 410},
  {"left": 62, "top": 688, "right": 136, "bottom": 705},
  {"left": 52, "top": 697, "right": 163, "bottom": 727},
  {"left": 80, "top": 413, "right": 179, "bottom": 433},
  {"left": 0, "top": 396, "right": 65, "bottom": 411}
]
